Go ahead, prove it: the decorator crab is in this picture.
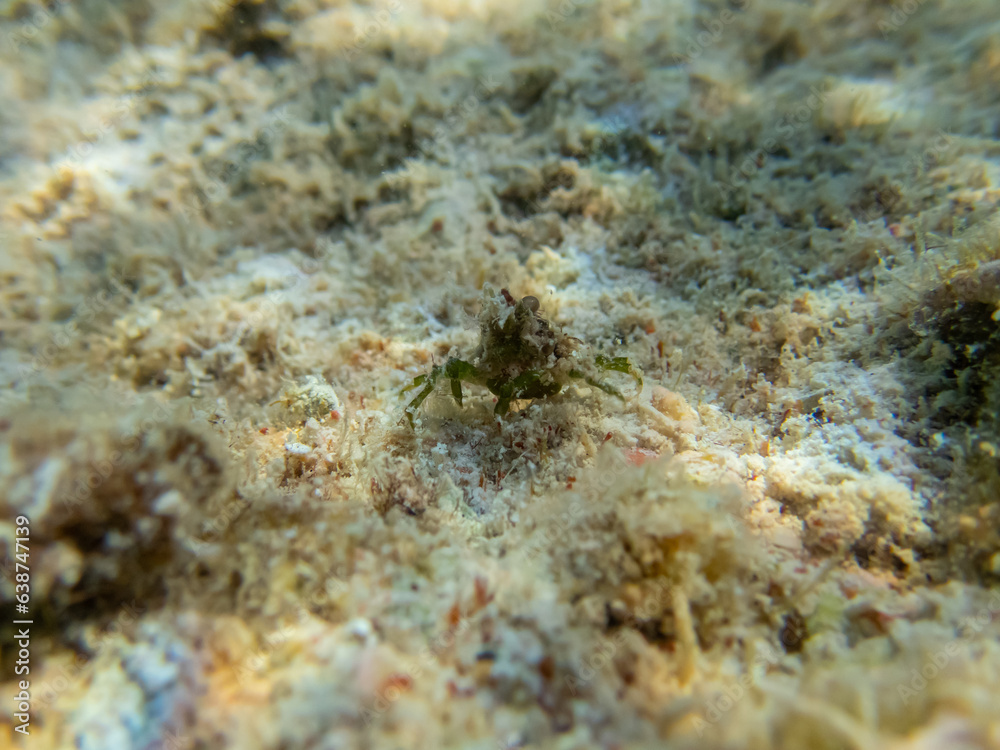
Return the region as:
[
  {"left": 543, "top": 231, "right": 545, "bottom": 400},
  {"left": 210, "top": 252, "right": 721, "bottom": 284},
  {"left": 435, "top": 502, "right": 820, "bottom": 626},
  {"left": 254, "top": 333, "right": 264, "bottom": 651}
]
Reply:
[{"left": 402, "top": 285, "right": 642, "bottom": 427}]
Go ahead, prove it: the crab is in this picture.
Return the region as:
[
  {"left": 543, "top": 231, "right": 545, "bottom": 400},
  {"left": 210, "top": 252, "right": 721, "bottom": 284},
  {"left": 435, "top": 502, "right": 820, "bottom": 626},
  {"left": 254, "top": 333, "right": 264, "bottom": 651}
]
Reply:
[{"left": 401, "top": 285, "right": 642, "bottom": 427}]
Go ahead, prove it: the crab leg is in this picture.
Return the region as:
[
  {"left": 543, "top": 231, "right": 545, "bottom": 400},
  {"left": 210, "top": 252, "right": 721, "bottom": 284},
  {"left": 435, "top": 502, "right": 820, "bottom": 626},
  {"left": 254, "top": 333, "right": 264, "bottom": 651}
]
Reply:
[{"left": 402, "top": 366, "right": 443, "bottom": 427}]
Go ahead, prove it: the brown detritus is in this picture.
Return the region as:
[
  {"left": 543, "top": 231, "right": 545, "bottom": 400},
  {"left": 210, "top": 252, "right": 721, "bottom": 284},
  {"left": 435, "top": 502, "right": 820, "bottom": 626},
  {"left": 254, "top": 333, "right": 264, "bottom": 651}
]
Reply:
[{"left": 779, "top": 609, "right": 808, "bottom": 654}]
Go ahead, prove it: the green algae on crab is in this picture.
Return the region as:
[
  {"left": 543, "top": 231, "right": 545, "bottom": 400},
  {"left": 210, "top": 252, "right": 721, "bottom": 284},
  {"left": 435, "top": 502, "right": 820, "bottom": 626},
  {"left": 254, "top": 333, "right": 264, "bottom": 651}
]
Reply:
[{"left": 401, "top": 285, "right": 642, "bottom": 427}]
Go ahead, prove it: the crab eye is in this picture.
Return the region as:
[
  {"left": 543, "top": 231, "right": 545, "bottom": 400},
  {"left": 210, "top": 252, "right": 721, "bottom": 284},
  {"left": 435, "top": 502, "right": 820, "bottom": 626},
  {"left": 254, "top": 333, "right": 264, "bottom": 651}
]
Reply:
[{"left": 522, "top": 296, "right": 539, "bottom": 312}]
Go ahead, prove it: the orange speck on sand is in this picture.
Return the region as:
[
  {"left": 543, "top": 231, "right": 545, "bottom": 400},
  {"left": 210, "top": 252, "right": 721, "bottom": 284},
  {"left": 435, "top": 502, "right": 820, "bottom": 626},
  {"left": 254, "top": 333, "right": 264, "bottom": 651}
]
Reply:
[
  {"left": 474, "top": 576, "right": 492, "bottom": 609},
  {"left": 625, "top": 448, "right": 657, "bottom": 466},
  {"left": 381, "top": 673, "right": 413, "bottom": 692}
]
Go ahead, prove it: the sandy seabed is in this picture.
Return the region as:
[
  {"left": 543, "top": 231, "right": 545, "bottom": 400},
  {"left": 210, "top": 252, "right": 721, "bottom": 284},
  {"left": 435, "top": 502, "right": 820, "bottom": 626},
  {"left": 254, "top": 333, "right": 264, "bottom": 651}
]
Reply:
[{"left": 2, "top": 0, "right": 1000, "bottom": 748}]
